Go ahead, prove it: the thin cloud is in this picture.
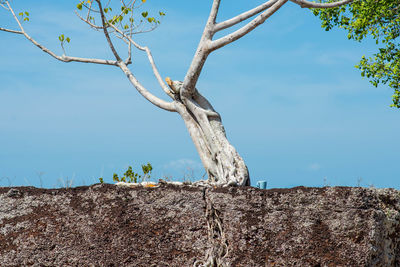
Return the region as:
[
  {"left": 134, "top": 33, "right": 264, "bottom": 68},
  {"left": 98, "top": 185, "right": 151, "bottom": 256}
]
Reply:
[
  {"left": 315, "top": 51, "right": 360, "bottom": 65},
  {"left": 308, "top": 163, "right": 321, "bottom": 171},
  {"left": 163, "top": 159, "right": 203, "bottom": 171}
]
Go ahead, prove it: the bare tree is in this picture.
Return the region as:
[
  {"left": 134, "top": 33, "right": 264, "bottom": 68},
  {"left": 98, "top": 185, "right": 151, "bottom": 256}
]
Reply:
[{"left": 0, "top": 0, "right": 355, "bottom": 186}]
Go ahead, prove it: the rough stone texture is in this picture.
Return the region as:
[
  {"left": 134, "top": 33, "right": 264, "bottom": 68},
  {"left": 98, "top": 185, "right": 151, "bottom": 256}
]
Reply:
[{"left": 0, "top": 184, "right": 399, "bottom": 266}]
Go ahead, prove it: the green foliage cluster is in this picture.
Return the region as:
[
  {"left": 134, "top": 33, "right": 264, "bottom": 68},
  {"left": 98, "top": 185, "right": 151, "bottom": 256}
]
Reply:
[
  {"left": 76, "top": 0, "right": 165, "bottom": 29},
  {"left": 58, "top": 33, "right": 71, "bottom": 54},
  {"left": 313, "top": 0, "right": 400, "bottom": 108},
  {"left": 58, "top": 1, "right": 165, "bottom": 59},
  {"left": 58, "top": 34, "right": 70, "bottom": 43},
  {"left": 18, "top": 11, "right": 29, "bottom": 22},
  {"left": 99, "top": 163, "right": 153, "bottom": 184}
]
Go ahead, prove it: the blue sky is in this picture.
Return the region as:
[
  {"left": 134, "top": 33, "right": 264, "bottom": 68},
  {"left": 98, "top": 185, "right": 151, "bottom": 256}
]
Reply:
[{"left": 0, "top": 1, "right": 398, "bottom": 189}]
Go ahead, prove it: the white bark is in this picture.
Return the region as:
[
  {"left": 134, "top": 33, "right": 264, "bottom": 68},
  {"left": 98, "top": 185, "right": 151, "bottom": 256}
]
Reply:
[
  {"left": 108, "top": 23, "right": 175, "bottom": 99},
  {"left": 210, "top": 0, "right": 288, "bottom": 51},
  {"left": 180, "top": 0, "right": 221, "bottom": 96},
  {"left": 290, "top": 0, "right": 355, "bottom": 8},
  {"left": 1, "top": 1, "right": 119, "bottom": 66},
  {"left": 1, "top": 0, "right": 356, "bottom": 187},
  {"left": 174, "top": 88, "right": 250, "bottom": 186},
  {"left": 176, "top": 0, "right": 354, "bottom": 186},
  {"left": 118, "top": 61, "right": 176, "bottom": 112},
  {"left": 214, "top": 0, "right": 278, "bottom": 32},
  {"left": 0, "top": 27, "right": 22, "bottom": 34}
]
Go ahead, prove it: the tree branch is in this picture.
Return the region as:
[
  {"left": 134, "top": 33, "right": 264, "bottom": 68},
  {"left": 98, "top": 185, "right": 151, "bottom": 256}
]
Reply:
[
  {"left": 3, "top": 1, "right": 118, "bottom": 66},
  {"left": 210, "top": 0, "right": 288, "bottom": 51},
  {"left": 0, "top": 2, "right": 9, "bottom": 10},
  {"left": 180, "top": 0, "right": 221, "bottom": 97},
  {"left": 5, "top": 1, "right": 25, "bottom": 32},
  {"left": 208, "top": 0, "right": 221, "bottom": 26},
  {"left": 194, "top": 91, "right": 220, "bottom": 118},
  {"left": 214, "top": 0, "right": 278, "bottom": 32},
  {"left": 186, "top": 96, "right": 220, "bottom": 118},
  {"left": 75, "top": 10, "right": 104, "bottom": 30},
  {"left": 290, "top": 0, "right": 355, "bottom": 9},
  {"left": 108, "top": 23, "right": 174, "bottom": 99},
  {"left": 118, "top": 61, "right": 176, "bottom": 112},
  {"left": 125, "top": 40, "right": 132, "bottom": 65},
  {"left": 96, "top": 0, "right": 122, "bottom": 61},
  {"left": 86, "top": 0, "right": 93, "bottom": 21},
  {"left": 60, "top": 55, "right": 119, "bottom": 65},
  {"left": 0, "top": 27, "right": 22, "bottom": 34}
]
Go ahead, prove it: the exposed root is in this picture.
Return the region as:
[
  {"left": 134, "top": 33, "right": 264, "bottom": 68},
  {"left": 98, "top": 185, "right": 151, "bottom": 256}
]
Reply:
[
  {"left": 192, "top": 180, "right": 238, "bottom": 188},
  {"left": 194, "top": 189, "right": 229, "bottom": 267}
]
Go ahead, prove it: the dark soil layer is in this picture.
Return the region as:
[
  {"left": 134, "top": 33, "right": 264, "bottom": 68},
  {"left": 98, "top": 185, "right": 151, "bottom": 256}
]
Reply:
[{"left": 0, "top": 184, "right": 399, "bottom": 266}]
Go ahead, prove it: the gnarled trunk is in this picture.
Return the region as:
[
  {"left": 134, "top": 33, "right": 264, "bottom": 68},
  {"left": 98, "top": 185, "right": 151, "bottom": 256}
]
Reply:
[{"left": 170, "top": 81, "right": 250, "bottom": 186}]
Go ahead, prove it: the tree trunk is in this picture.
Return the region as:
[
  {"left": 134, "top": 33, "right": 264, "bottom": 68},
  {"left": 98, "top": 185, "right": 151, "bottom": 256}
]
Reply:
[{"left": 171, "top": 83, "right": 250, "bottom": 186}]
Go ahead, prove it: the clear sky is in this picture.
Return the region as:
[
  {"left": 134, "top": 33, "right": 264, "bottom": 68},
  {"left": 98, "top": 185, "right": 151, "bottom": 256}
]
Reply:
[{"left": 0, "top": 1, "right": 398, "bottom": 189}]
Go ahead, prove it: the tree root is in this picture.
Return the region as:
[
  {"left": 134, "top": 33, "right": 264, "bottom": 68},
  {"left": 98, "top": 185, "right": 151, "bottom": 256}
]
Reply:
[{"left": 194, "top": 188, "right": 229, "bottom": 267}]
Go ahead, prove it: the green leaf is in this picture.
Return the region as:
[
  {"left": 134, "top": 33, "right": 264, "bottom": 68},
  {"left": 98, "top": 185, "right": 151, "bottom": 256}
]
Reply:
[
  {"left": 77, "top": 3, "right": 83, "bottom": 10},
  {"left": 141, "top": 11, "right": 148, "bottom": 18},
  {"left": 313, "top": 0, "right": 400, "bottom": 108}
]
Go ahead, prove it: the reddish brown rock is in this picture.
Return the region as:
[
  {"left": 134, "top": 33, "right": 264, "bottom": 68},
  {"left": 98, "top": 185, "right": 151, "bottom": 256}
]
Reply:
[{"left": 0, "top": 184, "right": 399, "bottom": 266}]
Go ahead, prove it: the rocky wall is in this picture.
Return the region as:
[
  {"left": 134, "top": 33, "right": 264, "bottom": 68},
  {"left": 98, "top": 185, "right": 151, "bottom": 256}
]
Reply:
[{"left": 0, "top": 184, "right": 399, "bottom": 266}]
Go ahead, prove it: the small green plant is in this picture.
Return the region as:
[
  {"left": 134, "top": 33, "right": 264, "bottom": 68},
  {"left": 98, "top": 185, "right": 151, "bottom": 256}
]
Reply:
[
  {"left": 99, "top": 177, "right": 104, "bottom": 184},
  {"left": 112, "top": 163, "right": 153, "bottom": 183}
]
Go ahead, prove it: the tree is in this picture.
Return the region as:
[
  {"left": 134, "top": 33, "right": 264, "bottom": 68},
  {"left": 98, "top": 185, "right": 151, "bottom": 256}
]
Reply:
[
  {"left": 313, "top": 0, "right": 400, "bottom": 108},
  {"left": 0, "top": 0, "right": 355, "bottom": 187}
]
